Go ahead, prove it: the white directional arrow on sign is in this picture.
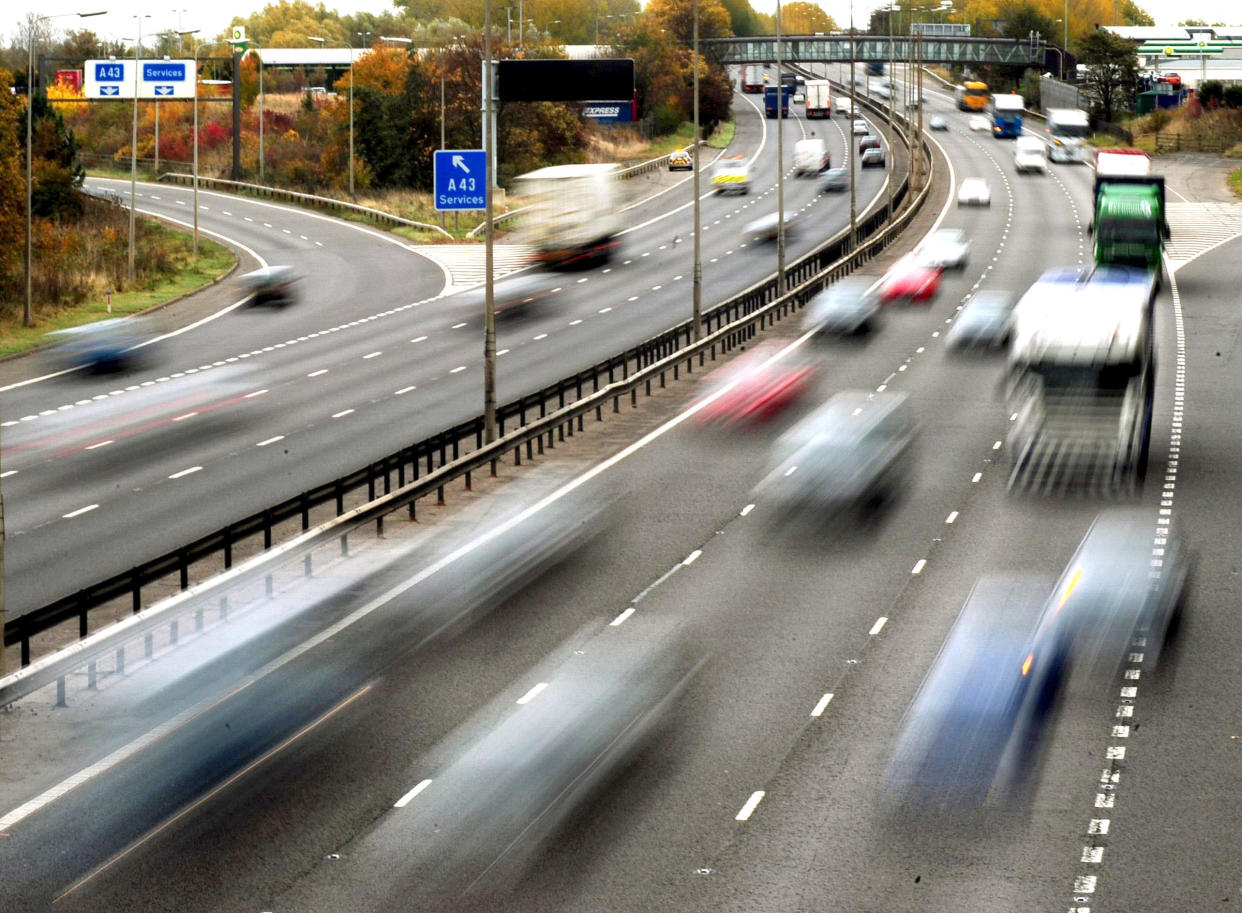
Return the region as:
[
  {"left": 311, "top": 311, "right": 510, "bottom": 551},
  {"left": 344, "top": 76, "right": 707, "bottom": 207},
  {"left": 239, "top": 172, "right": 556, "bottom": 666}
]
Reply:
[
  {"left": 100, "top": 86, "right": 119, "bottom": 96},
  {"left": 452, "top": 154, "right": 470, "bottom": 173},
  {"left": 154, "top": 86, "right": 173, "bottom": 96}
]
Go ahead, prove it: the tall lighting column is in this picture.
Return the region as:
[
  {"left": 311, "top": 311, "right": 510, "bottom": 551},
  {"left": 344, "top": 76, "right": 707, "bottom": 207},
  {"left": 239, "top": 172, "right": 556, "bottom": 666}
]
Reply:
[
  {"left": 692, "top": 0, "right": 702, "bottom": 340},
  {"left": 848, "top": 0, "right": 856, "bottom": 248},
  {"left": 309, "top": 35, "right": 355, "bottom": 195},
  {"left": 483, "top": 0, "right": 497, "bottom": 443},
  {"left": 775, "top": 0, "right": 785, "bottom": 293},
  {"left": 129, "top": 13, "right": 152, "bottom": 283}
]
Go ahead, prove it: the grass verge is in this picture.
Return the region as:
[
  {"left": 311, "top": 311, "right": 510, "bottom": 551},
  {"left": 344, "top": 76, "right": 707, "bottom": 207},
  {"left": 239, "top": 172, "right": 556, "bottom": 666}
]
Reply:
[
  {"left": 1230, "top": 167, "right": 1242, "bottom": 199},
  {"left": 0, "top": 235, "right": 234, "bottom": 359}
]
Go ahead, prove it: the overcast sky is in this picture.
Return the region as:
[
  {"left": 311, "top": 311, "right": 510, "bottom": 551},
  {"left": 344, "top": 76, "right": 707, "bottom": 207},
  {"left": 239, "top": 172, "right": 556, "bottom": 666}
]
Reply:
[{"left": 8, "top": 0, "right": 1241, "bottom": 49}]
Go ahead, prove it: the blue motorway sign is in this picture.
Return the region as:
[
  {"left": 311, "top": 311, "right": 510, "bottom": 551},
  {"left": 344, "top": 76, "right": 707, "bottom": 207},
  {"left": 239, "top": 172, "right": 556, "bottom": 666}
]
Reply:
[
  {"left": 434, "top": 149, "right": 487, "bottom": 211},
  {"left": 143, "top": 62, "right": 186, "bottom": 82},
  {"left": 94, "top": 62, "right": 125, "bottom": 82}
]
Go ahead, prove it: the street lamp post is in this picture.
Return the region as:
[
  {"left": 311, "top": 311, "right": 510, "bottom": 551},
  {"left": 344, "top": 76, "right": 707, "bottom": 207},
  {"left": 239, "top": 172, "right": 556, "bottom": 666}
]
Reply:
[
  {"left": 309, "top": 35, "right": 355, "bottom": 195},
  {"left": 129, "top": 13, "right": 152, "bottom": 284},
  {"left": 776, "top": 0, "right": 785, "bottom": 293},
  {"left": 692, "top": 0, "right": 702, "bottom": 340}
]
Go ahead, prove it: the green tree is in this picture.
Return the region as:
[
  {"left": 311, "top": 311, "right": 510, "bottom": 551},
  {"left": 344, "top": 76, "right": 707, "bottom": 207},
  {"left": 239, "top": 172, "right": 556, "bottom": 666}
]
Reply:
[
  {"left": 21, "top": 90, "right": 85, "bottom": 219},
  {"left": 1075, "top": 28, "right": 1139, "bottom": 123},
  {"left": 1119, "top": 0, "right": 1154, "bottom": 27},
  {"left": 997, "top": 0, "right": 1056, "bottom": 43},
  {"left": 0, "top": 69, "right": 25, "bottom": 297}
]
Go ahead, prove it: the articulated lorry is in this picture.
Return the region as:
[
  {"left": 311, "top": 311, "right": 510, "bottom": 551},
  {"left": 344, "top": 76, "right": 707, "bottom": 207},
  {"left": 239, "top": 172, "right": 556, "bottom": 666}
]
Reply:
[
  {"left": 740, "top": 65, "right": 765, "bottom": 94},
  {"left": 1091, "top": 148, "right": 1169, "bottom": 277},
  {"left": 1006, "top": 266, "right": 1156, "bottom": 492},
  {"left": 512, "top": 163, "right": 622, "bottom": 269},
  {"left": 764, "top": 84, "right": 792, "bottom": 118},
  {"left": 804, "top": 80, "right": 832, "bottom": 118},
  {"left": 1046, "top": 108, "right": 1090, "bottom": 163},
  {"left": 991, "top": 93, "right": 1024, "bottom": 138}
]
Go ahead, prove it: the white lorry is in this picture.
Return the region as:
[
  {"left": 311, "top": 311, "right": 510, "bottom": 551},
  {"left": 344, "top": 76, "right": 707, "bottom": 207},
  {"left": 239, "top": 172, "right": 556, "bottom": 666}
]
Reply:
[
  {"left": 793, "top": 137, "right": 830, "bottom": 176},
  {"left": 511, "top": 164, "right": 622, "bottom": 269},
  {"left": 804, "top": 80, "right": 832, "bottom": 118},
  {"left": 1005, "top": 266, "right": 1156, "bottom": 492},
  {"left": 1046, "top": 108, "right": 1090, "bottom": 163}
]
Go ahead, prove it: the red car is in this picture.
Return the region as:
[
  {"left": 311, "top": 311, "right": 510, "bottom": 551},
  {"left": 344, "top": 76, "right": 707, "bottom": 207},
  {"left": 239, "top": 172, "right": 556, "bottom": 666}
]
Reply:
[
  {"left": 693, "top": 341, "right": 817, "bottom": 428},
  {"left": 876, "top": 254, "right": 941, "bottom": 304}
]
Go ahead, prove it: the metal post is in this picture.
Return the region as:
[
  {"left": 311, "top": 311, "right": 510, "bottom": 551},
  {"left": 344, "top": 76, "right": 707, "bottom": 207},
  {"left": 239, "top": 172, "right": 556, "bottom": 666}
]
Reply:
[
  {"left": 484, "top": 0, "right": 497, "bottom": 443},
  {"left": 129, "top": 16, "right": 145, "bottom": 284},
  {"left": 692, "top": 0, "right": 702, "bottom": 340},
  {"left": 25, "top": 28, "right": 34, "bottom": 327},
  {"left": 258, "top": 51, "right": 264, "bottom": 182},
  {"left": 231, "top": 47, "right": 241, "bottom": 179},
  {"left": 348, "top": 51, "right": 355, "bottom": 195},
  {"left": 848, "top": 4, "right": 857, "bottom": 249},
  {"left": 440, "top": 74, "right": 446, "bottom": 231},
  {"left": 888, "top": 24, "right": 895, "bottom": 220},
  {"left": 776, "top": 0, "right": 785, "bottom": 293},
  {"left": 193, "top": 44, "right": 200, "bottom": 256}
]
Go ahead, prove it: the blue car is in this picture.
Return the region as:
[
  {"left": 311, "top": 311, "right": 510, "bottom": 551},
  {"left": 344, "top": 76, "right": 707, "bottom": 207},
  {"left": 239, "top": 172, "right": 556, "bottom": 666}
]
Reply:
[{"left": 885, "top": 574, "right": 1071, "bottom": 814}]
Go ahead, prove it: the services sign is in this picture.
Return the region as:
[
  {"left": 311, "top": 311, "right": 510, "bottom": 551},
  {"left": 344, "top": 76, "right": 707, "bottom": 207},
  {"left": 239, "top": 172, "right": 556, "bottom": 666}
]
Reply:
[
  {"left": 84, "top": 59, "right": 198, "bottom": 100},
  {"left": 434, "top": 149, "right": 487, "bottom": 212}
]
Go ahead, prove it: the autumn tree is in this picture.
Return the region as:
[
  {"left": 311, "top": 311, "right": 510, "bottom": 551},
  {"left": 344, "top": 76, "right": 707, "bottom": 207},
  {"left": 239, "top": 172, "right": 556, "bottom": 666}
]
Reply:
[
  {"left": 780, "top": 3, "right": 838, "bottom": 35},
  {"left": 1120, "top": 1, "right": 1154, "bottom": 27},
  {"left": 228, "top": 2, "right": 350, "bottom": 49},
  {"left": 1075, "top": 28, "right": 1139, "bottom": 123},
  {"left": 0, "top": 68, "right": 24, "bottom": 295},
  {"left": 646, "top": 0, "right": 733, "bottom": 43}
]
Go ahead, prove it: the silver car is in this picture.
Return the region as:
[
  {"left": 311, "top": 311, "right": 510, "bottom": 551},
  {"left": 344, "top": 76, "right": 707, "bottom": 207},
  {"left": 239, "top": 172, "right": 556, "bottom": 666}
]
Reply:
[
  {"left": 802, "top": 278, "right": 881, "bottom": 336},
  {"left": 915, "top": 228, "right": 971, "bottom": 270},
  {"left": 945, "top": 291, "right": 1016, "bottom": 349}
]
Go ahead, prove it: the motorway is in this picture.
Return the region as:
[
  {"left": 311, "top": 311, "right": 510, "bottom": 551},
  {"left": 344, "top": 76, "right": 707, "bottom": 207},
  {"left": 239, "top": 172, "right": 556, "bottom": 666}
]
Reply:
[
  {"left": 3, "top": 88, "right": 891, "bottom": 617},
  {"left": 2, "top": 70, "right": 1239, "bottom": 913}
]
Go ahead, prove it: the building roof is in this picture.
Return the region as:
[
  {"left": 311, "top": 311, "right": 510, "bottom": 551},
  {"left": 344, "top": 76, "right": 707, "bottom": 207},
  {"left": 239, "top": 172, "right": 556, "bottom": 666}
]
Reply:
[{"left": 1106, "top": 26, "right": 1242, "bottom": 41}]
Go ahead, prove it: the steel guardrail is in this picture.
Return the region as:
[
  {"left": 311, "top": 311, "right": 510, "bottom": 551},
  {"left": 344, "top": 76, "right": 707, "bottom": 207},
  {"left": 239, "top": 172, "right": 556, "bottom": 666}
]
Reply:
[{"left": 3, "top": 97, "right": 933, "bottom": 685}]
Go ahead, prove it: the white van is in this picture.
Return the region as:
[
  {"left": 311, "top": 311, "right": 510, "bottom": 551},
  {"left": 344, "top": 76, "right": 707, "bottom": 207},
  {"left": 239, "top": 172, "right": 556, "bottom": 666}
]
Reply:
[
  {"left": 835, "top": 97, "right": 854, "bottom": 117},
  {"left": 793, "top": 137, "right": 830, "bottom": 176},
  {"left": 1014, "top": 135, "right": 1048, "bottom": 174}
]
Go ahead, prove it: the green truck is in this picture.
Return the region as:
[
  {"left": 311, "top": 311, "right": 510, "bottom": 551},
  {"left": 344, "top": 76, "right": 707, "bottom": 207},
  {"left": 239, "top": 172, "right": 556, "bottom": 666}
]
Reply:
[{"left": 1091, "top": 149, "right": 1170, "bottom": 277}]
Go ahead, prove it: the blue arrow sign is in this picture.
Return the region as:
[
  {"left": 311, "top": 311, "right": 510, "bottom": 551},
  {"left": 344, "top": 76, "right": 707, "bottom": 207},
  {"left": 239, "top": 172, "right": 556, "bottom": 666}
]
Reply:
[
  {"left": 434, "top": 149, "right": 487, "bottom": 212},
  {"left": 154, "top": 86, "right": 174, "bottom": 96},
  {"left": 100, "top": 85, "right": 120, "bottom": 96}
]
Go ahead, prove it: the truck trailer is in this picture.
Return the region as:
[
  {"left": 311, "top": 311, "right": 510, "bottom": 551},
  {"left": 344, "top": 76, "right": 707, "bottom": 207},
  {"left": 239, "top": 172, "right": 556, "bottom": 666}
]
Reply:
[
  {"left": 511, "top": 164, "right": 623, "bottom": 270},
  {"left": 740, "top": 65, "right": 765, "bottom": 94},
  {"left": 804, "top": 80, "right": 832, "bottom": 118},
  {"left": 1091, "top": 149, "right": 1169, "bottom": 277},
  {"left": 1005, "top": 266, "right": 1156, "bottom": 493},
  {"left": 764, "top": 84, "right": 792, "bottom": 118}
]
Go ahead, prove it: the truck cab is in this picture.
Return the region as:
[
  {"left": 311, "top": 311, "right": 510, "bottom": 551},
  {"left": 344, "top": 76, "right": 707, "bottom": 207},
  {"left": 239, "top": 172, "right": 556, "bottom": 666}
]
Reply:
[
  {"left": 712, "top": 156, "right": 751, "bottom": 195},
  {"left": 1091, "top": 149, "right": 1169, "bottom": 275}
]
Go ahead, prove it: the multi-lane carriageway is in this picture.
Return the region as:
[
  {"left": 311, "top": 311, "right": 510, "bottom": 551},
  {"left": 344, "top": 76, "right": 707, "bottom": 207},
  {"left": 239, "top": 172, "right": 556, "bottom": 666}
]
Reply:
[{"left": 1, "top": 68, "right": 1241, "bottom": 913}]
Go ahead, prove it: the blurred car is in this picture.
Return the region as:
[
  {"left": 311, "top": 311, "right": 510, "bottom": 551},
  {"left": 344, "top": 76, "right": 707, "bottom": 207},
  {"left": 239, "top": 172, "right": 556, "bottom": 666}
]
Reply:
[
  {"left": 876, "top": 254, "right": 941, "bottom": 304},
  {"left": 1052, "top": 508, "right": 1191, "bottom": 675},
  {"left": 753, "top": 390, "right": 917, "bottom": 516},
  {"left": 742, "top": 211, "right": 798, "bottom": 243},
  {"left": 858, "top": 135, "right": 882, "bottom": 154},
  {"left": 852, "top": 118, "right": 869, "bottom": 135},
  {"left": 692, "top": 340, "right": 817, "bottom": 428},
  {"left": 884, "top": 574, "right": 1071, "bottom": 814},
  {"left": 957, "top": 177, "right": 991, "bottom": 207},
  {"left": 969, "top": 114, "right": 990, "bottom": 131},
  {"left": 929, "top": 115, "right": 949, "bottom": 131},
  {"left": 861, "top": 147, "right": 886, "bottom": 169},
  {"left": 451, "top": 271, "right": 561, "bottom": 319},
  {"left": 386, "top": 616, "right": 703, "bottom": 904},
  {"left": 914, "top": 228, "right": 971, "bottom": 270},
  {"left": 239, "top": 264, "right": 299, "bottom": 307},
  {"left": 835, "top": 97, "right": 854, "bottom": 117},
  {"left": 820, "top": 167, "right": 849, "bottom": 193},
  {"left": 802, "top": 278, "right": 881, "bottom": 337},
  {"left": 945, "top": 291, "right": 1016, "bottom": 349},
  {"left": 667, "top": 148, "right": 693, "bottom": 171},
  {"left": 793, "top": 90, "right": 806, "bottom": 103},
  {"left": 1013, "top": 135, "right": 1048, "bottom": 174},
  {"left": 712, "top": 156, "right": 751, "bottom": 195},
  {"left": 46, "top": 318, "right": 152, "bottom": 374}
]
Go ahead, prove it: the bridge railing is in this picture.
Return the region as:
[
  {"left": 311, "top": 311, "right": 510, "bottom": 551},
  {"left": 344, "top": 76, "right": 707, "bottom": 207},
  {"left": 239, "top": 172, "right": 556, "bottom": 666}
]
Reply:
[{"left": 2, "top": 95, "right": 934, "bottom": 695}]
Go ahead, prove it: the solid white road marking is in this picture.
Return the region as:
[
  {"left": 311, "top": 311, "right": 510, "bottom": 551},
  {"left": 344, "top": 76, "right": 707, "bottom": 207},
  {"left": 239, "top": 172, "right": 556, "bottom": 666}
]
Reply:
[
  {"left": 811, "top": 693, "right": 834, "bottom": 717},
  {"left": 85, "top": 441, "right": 113, "bottom": 450},
  {"left": 682, "top": 549, "right": 702, "bottom": 566},
  {"left": 363, "top": 351, "right": 382, "bottom": 359},
  {"left": 740, "top": 503, "right": 755, "bottom": 517},
  {"left": 911, "top": 559, "right": 926, "bottom": 575},
  {"left": 63, "top": 504, "right": 100, "bottom": 519},
  {"left": 735, "top": 791, "right": 765, "bottom": 821},
  {"left": 610, "top": 608, "right": 635, "bottom": 627},
  {"left": 869, "top": 617, "right": 888, "bottom": 636},
  {"left": 308, "top": 369, "right": 328, "bottom": 377},
  {"left": 450, "top": 366, "right": 467, "bottom": 374},
  {"left": 394, "top": 386, "right": 416, "bottom": 395},
  {"left": 168, "top": 466, "right": 202, "bottom": 479},
  {"left": 945, "top": 511, "right": 958, "bottom": 524},
  {"left": 393, "top": 779, "right": 433, "bottom": 808},
  {"left": 257, "top": 436, "right": 285, "bottom": 447},
  {"left": 516, "top": 682, "right": 548, "bottom": 705},
  {"left": 331, "top": 409, "right": 355, "bottom": 418}
]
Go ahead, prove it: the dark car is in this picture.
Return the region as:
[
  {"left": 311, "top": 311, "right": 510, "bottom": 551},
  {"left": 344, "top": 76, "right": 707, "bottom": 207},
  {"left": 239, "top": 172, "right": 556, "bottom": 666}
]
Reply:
[
  {"left": 884, "top": 574, "right": 1071, "bottom": 814},
  {"left": 239, "top": 264, "right": 299, "bottom": 307},
  {"left": 820, "top": 167, "right": 849, "bottom": 193}
]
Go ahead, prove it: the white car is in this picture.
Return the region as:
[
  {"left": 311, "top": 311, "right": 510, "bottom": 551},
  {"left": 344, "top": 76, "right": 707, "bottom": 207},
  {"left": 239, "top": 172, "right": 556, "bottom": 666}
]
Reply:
[
  {"left": 957, "top": 177, "right": 991, "bottom": 207},
  {"left": 915, "top": 228, "right": 971, "bottom": 270},
  {"left": 968, "top": 115, "right": 990, "bottom": 132},
  {"left": 852, "top": 118, "right": 869, "bottom": 135},
  {"left": 929, "top": 115, "right": 949, "bottom": 131},
  {"left": 1014, "top": 136, "right": 1048, "bottom": 174}
]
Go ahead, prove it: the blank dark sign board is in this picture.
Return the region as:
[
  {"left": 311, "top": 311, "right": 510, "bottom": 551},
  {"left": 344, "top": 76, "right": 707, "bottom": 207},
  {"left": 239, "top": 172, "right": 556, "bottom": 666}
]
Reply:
[{"left": 497, "top": 59, "right": 635, "bottom": 103}]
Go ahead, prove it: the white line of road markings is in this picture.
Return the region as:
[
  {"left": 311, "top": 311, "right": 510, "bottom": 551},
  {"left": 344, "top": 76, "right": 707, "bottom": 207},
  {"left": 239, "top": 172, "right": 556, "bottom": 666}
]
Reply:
[
  {"left": 735, "top": 790, "right": 765, "bottom": 821},
  {"left": 244, "top": 389, "right": 268, "bottom": 399},
  {"left": 308, "top": 369, "right": 328, "bottom": 377},
  {"left": 168, "top": 466, "right": 202, "bottom": 479},
  {"left": 740, "top": 503, "right": 755, "bottom": 517},
  {"left": 610, "top": 607, "right": 635, "bottom": 627},
  {"left": 1065, "top": 260, "right": 1188, "bottom": 912},
  {"left": 393, "top": 779, "right": 433, "bottom": 808},
  {"left": 868, "top": 616, "right": 888, "bottom": 636},
  {"left": 363, "top": 351, "right": 382, "bottom": 359},
  {"left": 63, "top": 504, "right": 99, "bottom": 519},
  {"left": 945, "top": 511, "right": 959, "bottom": 524},
  {"left": 682, "top": 549, "right": 703, "bottom": 566},
  {"left": 911, "top": 559, "right": 927, "bottom": 575},
  {"left": 0, "top": 470, "right": 18, "bottom": 478},
  {"left": 394, "top": 385, "right": 417, "bottom": 395},
  {"left": 450, "top": 366, "right": 467, "bottom": 374},
  {"left": 171, "top": 412, "right": 198, "bottom": 422},
  {"left": 516, "top": 682, "right": 548, "bottom": 705},
  {"left": 256, "top": 436, "right": 284, "bottom": 447},
  {"left": 810, "top": 693, "right": 834, "bottom": 717},
  {"left": 331, "top": 409, "right": 355, "bottom": 418},
  {"left": 411, "top": 335, "right": 428, "bottom": 343}
]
